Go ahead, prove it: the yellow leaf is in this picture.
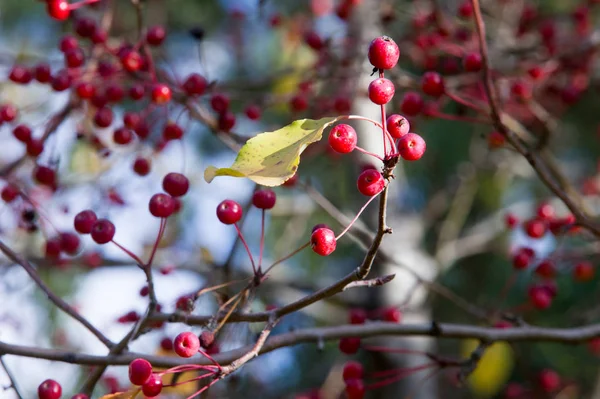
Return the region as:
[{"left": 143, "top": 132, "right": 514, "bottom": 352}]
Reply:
[
  {"left": 99, "top": 387, "right": 141, "bottom": 399},
  {"left": 461, "top": 339, "right": 514, "bottom": 397},
  {"left": 70, "top": 142, "right": 104, "bottom": 175},
  {"left": 204, "top": 117, "right": 341, "bottom": 186}
]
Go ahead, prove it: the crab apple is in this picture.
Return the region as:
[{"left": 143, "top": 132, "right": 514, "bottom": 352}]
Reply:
[
  {"left": 174, "top": 332, "right": 200, "bottom": 358},
  {"left": 457, "top": 1, "right": 473, "bottom": 18},
  {"left": 183, "top": 73, "right": 207, "bottom": 96},
  {"left": 349, "top": 308, "right": 367, "bottom": 324},
  {"left": 26, "top": 139, "right": 44, "bottom": 157},
  {"left": 146, "top": 26, "right": 166, "bottom": 46},
  {"left": 538, "top": 369, "right": 560, "bottom": 393},
  {"left": 368, "top": 77, "right": 395, "bottom": 105},
  {"left": 59, "top": 35, "right": 77, "bottom": 52},
  {"left": 47, "top": 0, "right": 70, "bottom": 21},
  {"left": 162, "top": 173, "right": 189, "bottom": 197},
  {"left": 357, "top": 169, "right": 385, "bottom": 196},
  {"left": 535, "top": 260, "right": 556, "bottom": 279},
  {"left": 513, "top": 247, "right": 533, "bottom": 270},
  {"left": 505, "top": 213, "right": 519, "bottom": 229},
  {"left": 310, "top": 227, "right": 336, "bottom": 256},
  {"left": 106, "top": 84, "right": 125, "bottom": 103},
  {"left": 34, "top": 63, "right": 51, "bottom": 83},
  {"left": 216, "top": 199, "right": 242, "bottom": 224},
  {"left": 525, "top": 219, "right": 547, "bottom": 238},
  {"left": 0, "top": 104, "right": 17, "bottom": 122},
  {"left": 113, "top": 127, "right": 133, "bottom": 145},
  {"left": 421, "top": 71, "right": 445, "bottom": 97},
  {"left": 1, "top": 184, "right": 19, "bottom": 203},
  {"left": 64, "top": 48, "right": 84, "bottom": 68},
  {"left": 398, "top": 133, "right": 426, "bottom": 161},
  {"left": 76, "top": 82, "right": 95, "bottom": 99},
  {"left": 381, "top": 307, "right": 402, "bottom": 323},
  {"left": 13, "top": 124, "right": 31, "bottom": 143},
  {"left": 328, "top": 124, "right": 357, "bottom": 153},
  {"left": 129, "top": 358, "right": 153, "bottom": 385},
  {"left": 33, "top": 165, "right": 57, "bottom": 187},
  {"left": 400, "top": 91, "right": 424, "bottom": 116},
  {"left": 91, "top": 219, "right": 116, "bottom": 244},
  {"left": 129, "top": 84, "right": 145, "bottom": 100},
  {"left": 528, "top": 286, "right": 552, "bottom": 309},
  {"left": 163, "top": 122, "right": 183, "bottom": 140},
  {"left": 463, "top": 52, "right": 482, "bottom": 72},
  {"left": 142, "top": 374, "right": 163, "bottom": 397},
  {"left": 45, "top": 237, "right": 62, "bottom": 259},
  {"left": 133, "top": 157, "right": 151, "bottom": 176},
  {"left": 74, "top": 210, "right": 97, "bottom": 234},
  {"left": 149, "top": 193, "right": 175, "bottom": 218},
  {"left": 151, "top": 84, "right": 171, "bottom": 104},
  {"left": 71, "top": 394, "right": 90, "bottom": 399},
  {"left": 245, "top": 104, "right": 261, "bottom": 120},
  {"left": 94, "top": 107, "right": 113, "bottom": 128},
  {"left": 386, "top": 114, "right": 410, "bottom": 138},
  {"left": 218, "top": 111, "right": 236, "bottom": 131},
  {"left": 339, "top": 337, "right": 361, "bottom": 354},
  {"left": 51, "top": 70, "right": 71, "bottom": 91},
  {"left": 252, "top": 189, "right": 276, "bottom": 209},
  {"left": 9, "top": 65, "right": 32, "bottom": 84},
  {"left": 211, "top": 93, "right": 230, "bottom": 113},
  {"left": 38, "top": 379, "right": 62, "bottom": 399},
  {"left": 290, "top": 94, "right": 308, "bottom": 112},
  {"left": 343, "top": 361, "right": 364, "bottom": 382},
  {"left": 574, "top": 261, "right": 594, "bottom": 282},
  {"left": 345, "top": 379, "right": 365, "bottom": 399},
  {"left": 536, "top": 202, "right": 555, "bottom": 220},
  {"left": 368, "top": 36, "right": 399, "bottom": 70},
  {"left": 60, "top": 232, "right": 80, "bottom": 254}
]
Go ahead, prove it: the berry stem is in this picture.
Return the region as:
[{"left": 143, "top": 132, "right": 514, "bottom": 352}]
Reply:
[
  {"left": 379, "top": 70, "right": 389, "bottom": 157},
  {"left": 354, "top": 146, "right": 384, "bottom": 161},
  {"left": 445, "top": 91, "right": 486, "bottom": 113},
  {"left": 185, "top": 378, "right": 220, "bottom": 399},
  {"left": 68, "top": 0, "right": 102, "bottom": 11},
  {"left": 146, "top": 217, "right": 167, "bottom": 268},
  {"left": 345, "top": 115, "right": 396, "bottom": 151},
  {"left": 426, "top": 111, "right": 491, "bottom": 125},
  {"left": 258, "top": 209, "right": 265, "bottom": 272},
  {"left": 366, "top": 363, "right": 437, "bottom": 389},
  {"left": 262, "top": 241, "right": 311, "bottom": 276},
  {"left": 110, "top": 240, "right": 145, "bottom": 266},
  {"left": 234, "top": 223, "right": 257, "bottom": 275},
  {"left": 198, "top": 347, "right": 223, "bottom": 371},
  {"left": 335, "top": 193, "right": 381, "bottom": 241}
]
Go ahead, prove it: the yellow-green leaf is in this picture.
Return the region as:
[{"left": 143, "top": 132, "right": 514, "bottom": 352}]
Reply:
[
  {"left": 204, "top": 117, "right": 342, "bottom": 186},
  {"left": 99, "top": 387, "right": 141, "bottom": 399}
]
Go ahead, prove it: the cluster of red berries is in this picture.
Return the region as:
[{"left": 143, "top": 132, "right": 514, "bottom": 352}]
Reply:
[
  {"left": 38, "top": 378, "right": 88, "bottom": 399},
  {"left": 503, "top": 369, "right": 563, "bottom": 398}
]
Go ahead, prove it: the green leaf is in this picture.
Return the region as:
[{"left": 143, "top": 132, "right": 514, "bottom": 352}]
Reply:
[{"left": 204, "top": 117, "right": 342, "bottom": 186}]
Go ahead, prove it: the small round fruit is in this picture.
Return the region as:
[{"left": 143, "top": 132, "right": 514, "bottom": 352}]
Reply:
[
  {"left": 47, "top": 0, "right": 70, "bottom": 21},
  {"left": 574, "top": 261, "right": 594, "bottom": 282},
  {"left": 149, "top": 193, "right": 175, "bottom": 218},
  {"left": 400, "top": 92, "right": 424, "bottom": 116},
  {"left": 141, "top": 374, "right": 163, "bottom": 397},
  {"left": 38, "top": 379, "right": 62, "bottom": 399},
  {"left": 397, "top": 133, "right": 426, "bottom": 161},
  {"left": 173, "top": 331, "right": 200, "bottom": 358},
  {"left": 368, "top": 36, "right": 400, "bottom": 70},
  {"left": 310, "top": 227, "right": 336, "bottom": 256},
  {"left": 529, "top": 286, "right": 552, "bottom": 309},
  {"left": 357, "top": 169, "right": 385, "bottom": 196},
  {"left": 368, "top": 77, "right": 395, "bottom": 105},
  {"left": 345, "top": 378, "right": 366, "bottom": 399},
  {"left": 151, "top": 84, "right": 171, "bottom": 104},
  {"left": 183, "top": 73, "right": 207, "bottom": 96},
  {"left": 1, "top": 185, "right": 19, "bottom": 203},
  {"left": 525, "top": 219, "right": 547, "bottom": 238},
  {"left": 252, "top": 189, "right": 276, "bottom": 209},
  {"left": 162, "top": 173, "right": 189, "bottom": 197},
  {"left": 133, "top": 157, "right": 151, "bottom": 176},
  {"left": 538, "top": 369, "right": 560, "bottom": 393},
  {"left": 329, "top": 124, "right": 358, "bottom": 153},
  {"left": 339, "top": 337, "right": 361, "bottom": 354},
  {"left": 381, "top": 307, "right": 402, "bottom": 323},
  {"left": 513, "top": 247, "right": 533, "bottom": 270},
  {"left": 421, "top": 71, "right": 445, "bottom": 97},
  {"left": 463, "top": 52, "right": 482, "bottom": 72},
  {"left": 91, "top": 219, "right": 116, "bottom": 244},
  {"left": 60, "top": 232, "right": 80, "bottom": 255},
  {"left": 386, "top": 114, "right": 410, "bottom": 138},
  {"left": 343, "top": 361, "right": 364, "bottom": 382},
  {"left": 216, "top": 200, "right": 242, "bottom": 224},
  {"left": 349, "top": 308, "right": 367, "bottom": 324},
  {"left": 129, "top": 358, "right": 153, "bottom": 385},
  {"left": 146, "top": 26, "right": 166, "bottom": 46},
  {"left": 113, "top": 127, "right": 133, "bottom": 145}
]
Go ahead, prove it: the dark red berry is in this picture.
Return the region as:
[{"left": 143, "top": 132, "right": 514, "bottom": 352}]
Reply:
[
  {"left": 173, "top": 332, "right": 200, "bottom": 358},
  {"left": 329, "top": 124, "right": 357, "bottom": 153},
  {"left": 421, "top": 71, "right": 445, "bottom": 97},
  {"left": 13, "top": 124, "right": 32, "bottom": 143},
  {"left": 368, "top": 36, "right": 400, "bottom": 70},
  {"left": 210, "top": 93, "right": 230, "bottom": 113},
  {"left": 38, "top": 379, "right": 62, "bottom": 399},
  {"left": 513, "top": 247, "right": 533, "bottom": 270},
  {"left": 1, "top": 185, "right": 19, "bottom": 203},
  {"left": 216, "top": 200, "right": 243, "bottom": 224},
  {"left": 45, "top": 237, "right": 62, "bottom": 259},
  {"left": 60, "top": 232, "right": 80, "bottom": 255},
  {"left": 310, "top": 227, "right": 336, "bottom": 256},
  {"left": 535, "top": 260, "right": 556, "bottom": 279},
  {"left": 26, "top": 139, "right": 44, "bottom": 157},
  {"left": 183, "top": 73, "right": 207, "bottom": 96},
  {"left": 574, "top": 261, "right": 594, "bottom": 282},
  {"left": 33, "top": 165, "right": 57, "bottom": 188},
  {"left": 339, "top": 337, "right": 361, "bottom": 354},
  {"left": 50, "top": 70, "right": 71, "bottom": 91},
  {"left": 345, "top": 378, "right": 365, "bottom": 399},
  {"left": 146, "top": 26, "right": 166, "bottom": 46},
  {"left": 218, "top": 111, "right": 236, "bottom": 131},
  {"left": 386, "top": 114, "right": 410, "bottom": 138},
  {"left": 525, "top": 219, "right": 547, "bottom": 238},
  {"left": 398, "top": 133, "right": 426, "bottom": 161},
  {"left": 149, "top": 193, "right": 175, "bottom": 218},
  {"left": 400, "top": 92, "right": 424, "bottom": 116},
  {"left": 34, "top": 63, "right": 52, "bottom": 83},
  {"left": 343, "top": 361, "right": 364, "bottom": 382},
  {"left": 463, "top": 52, "right": 482, "bottom": 72},
  {"left": 133, "top": 157, "right": 151, "bottom": 176},
  {"left": 91, "top": 219, "right": 116, "bottom": 244},
  {"left": 252, "top": 189, "right": 276, "bottom": 209},
  {"left": 151, "top": 84, "right": 171, "bottom": 104},
  {"left": 141, "top": 374, "right": 162, "bottom": 397},
  {"left": 74, "top": 210, "right": 98, "bottom": 234},
  {"left": 9, "top": 65, "right": 32, "bottom": 84},
  {"left": 163, "top": 122, "right": 184, "bottom": 140},
  {"left": 129, "top": 358, "right": 152, "bottom": 386},
  {"left": 245, "top": 104, "right": 261, "bottom": 120},
  {"left": 349, "top": 308, "right": 367, "bottom": 324},
  {"left": 94, "top": 107, "right": 113, "bottom": 128},
  {"left": 0, "top": 104, "right": 18, "bottom": 122},
  {"left": 381, "top": 307, "right": 402, "bottom": 323},
  {"left": 129, "top": 84, "right": 145, "bottom": 100},
  {"left": 113, "top": 127, "right": 133, "bottom": 145},
  {"left": 120, "top": 50, "right": 142, "bottom": 72},
  {"left": 290, "top": 94, "right": 308, "bottom": 112},
  {"left": 538, "top": 369, "right": 560, "bottom": 392},
  {"left": 162, "top": 173, "right": 189, "bottom": 197},
  {"left": 368, "top": 78, "right": 395, "bottom": 105},
  {"left": 64, "top": 48, "right": 85, "bottom": 68}
]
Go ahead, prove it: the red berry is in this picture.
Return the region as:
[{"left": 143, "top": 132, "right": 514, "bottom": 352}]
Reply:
[
  {"left": 218, "top": 111, "right": 236, "bottom": 131},
  {"left": 60, "top": 232, "right": 80, "bottom": 255},
  {"left": 513, "top": 247, "right": 533, "bottom": 270},
  {"left": 173, "top": 331, "right": 200, "bottom": 358},
  {"left": 400, "top": 92, "right": 424, "bottom": 116},
  {"left": 9, "top": 65, "right": 32, "bottom": 84},
  {"left": 129, "top": 84, "right": 145, "bottom": 100},
  {"left": 149, "top": 193, "right": 175, "bottom": 218},
  {"left": 71, "top": 394, "right": 89, "bottom": 399},
  {"left": 13, "top": 124, "right": 32, "bottom": 143},
  {"left": 27, "top": 139, "right": 45, "bottom": 157},
  {"left": 339, "top": 337, "right": 361, "bottom": 354},
  {"left": 345, "top": 378, "right": 365, "bottom": 399},
  {"left": 1, "top": 184, "right": 19, "bottom": 203},
  {"left": 123, "top": 112, "right": 140, "bottom": 129},
  {"left": 368, "top": 78, "right": 395, "bottom": 105},
  {"left": 289, "top": 94, "right": 308, "bottom": 112},
  {"left": 310, "top": 227, "right": 337, "bottom": 256},
  {"left": 504, "top": 382, "right": 526, "bottom": 399},
  {"left": 183, "top": 73, "right": 207, "bottom": 96},
  {"left": 38, "top": 379, "right": 62, "bottom": 399},
  {"left": 91, "top": 219, "right": 116, "bottom": 244},
  {"left": 505, "top": 213, "right": 519, "bottom": 229},
  {"left": 528, "top": 286, "right": 552, "bottom": 309},
  {"left": 199, "top": 331, "right": 215, "bottom": 348},
  {"left": 216, "top": 199, "right": 243, "bottom": 224},
  {"left": 343, "top": 361, "right": 364, "bottom": 382},
  {"left": 129, "top": 358, "right": 153, "bottom": 385},
  {"left": 74, "top": 17, "right": 96, "bottom": 37},
  {"left": 146, "top": 26, "right": 166, "bottom": 46},
  {"left": 304, "top": 30, "right": 324, "bottom": 51},
  {"left": 574, "top": 261, "right": 594, "bottom": 282},
  {"left": 252, "top": 189, "right": 276, "bottom": 209},
  {"left": 398, "top": 133, "right": 426, "bottom": 161},
  {"left": 421, "top": 71, "right": 445, "bottom": 97},
  {"left": 120, "top": 50, "right": 142, "bottom": 72},
  {"left": 163, "top": 122, "right": 184, "bottom": 140},
  {"left": 113, "top": 127, "right": 133, "bottom": 145},
  {"left": 511, "top": 80, "right": 532, "bottom": 101},
  {"left": 463, "top": 52, "right": 482, "bottom": 72},
  {"left": 525, "top": 219, "right": 547, "bottom": 238},
  {"left": 76, "top": 82, "right": 95, "bottom": 99},
  {"left": 0, "top": 104, "right": 18, "bottom": 122},
  {"left": 141, "top": 374, "right": 162, "bottom": 397},
  {"left": 47, "top": 0, "right": 70, "bottom": 21},
  {"left": 536, "top": 203, "right": 555, "bottom": 220},
  {"left": 74, "top": 210, "right": 98, "bottom": 234},
  {"left": 386, "top": 114, "right": 410, "bottom": 138},
  {"left": 50, "top": 70, "right": 71, "bottom": 91},
  {"left": 211, "top": 93, "right": 230, "bottom": 113},
  {"left": 329, "top": 124, "right": 358, "bottom": 153},
  {"left": 33, "top": 165, "right": 57, "bottom": 188},
  {"left": 349, "top": 308, "right": 367, "bottom": 324},
  {"left": 94, "top": 107, "right": 113, "bottom": 128},
  {"left": 538, "top": 369, "right": 560, "bottom": 393},
  {"left": 368, "top": 36, "right": 400, "bottom": 70},
  {"left": 133, "top": 157, "right": 151, "bottom": 176},
  {"left": 34, "top": 63, "right": 52, "bottom": 83},
  {"left": 245, "top": 104, "right": 261, "bottom": 120},
  {"left": 333, "top": 96, "right": 351, "bottom": 113},
  {"left": 162, "top": 173, "right": 190, "bottom": 197},
  {"left": 458, "top": 1, "right": 473, "bottom": 18},
  {"left": 357, "top": 169, "right": 385, "bottom": 196},
  {"left": 64, "top": 48, "right": 84, "bottom": 68},
  {"left": 151, "top": 84, "right": 171, "bottom": 104},
  {"left": 535, "top": 260, "right": 556, "bottom": 279},
  {"left": 45, "top": 237, "right": 62, "bottom": 259},
  {"left": 488, "top": 131, "right": 505, "bottom": 148},
  {"left": 106, "top": 84, "right": 125, "bottom": 103},
  {"left": 381, "top": 307, "right": 402, "bottom": 323}
]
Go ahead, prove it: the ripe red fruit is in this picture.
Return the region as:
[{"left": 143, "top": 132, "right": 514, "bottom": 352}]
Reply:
[
  {"left": 349, "top": 308, "right": 367, "bottom": 324},
  {"left": 574, "top": 261, "right": 594, "bottom": 282},
  {"left": 106, "top": 84, "right": 125, "bottom": 103},
  {"left": 535, "top": 260, "right": 556, "bottom": 278},
  {"left": 218, "top": 111, "right": 236, "bottom": 131},
  {"left": 400, "top": 91, "right": 424, "bottom": 116},
  {"left": 9, "top": 65, "right": 32, "bottom": 84},
  {"left": 146, "top": 26, "right": 166, "bottom": 46},
  {"left": 368, "top": 36, "right": 400, "bottom": 70},
  {"left": 505, "top": 213, "right": 519, "bottom": 229},
  {"left": 133, "top": 157, "right": 151, "bottom": 176},
  {"left": 45, "top": 237, "right": 62, "bottom": 259},
  {"left": 151, "top": 84, "right": 171, "bottom": 104},
  {"left": 245, "top": 104, "right": 261, "bottom": 120},
  {"left": 34, "top": 63, "right": 52, "bottom": 83},
  {"left": 511, "top": 80, "right": 532, "bottom": 101},
  {"left": 91, "top": 219, "right": 116, "bottom": 244},
  {"left": 1, "top": 184, "right": 19, "bottom": 203},
  {"left": 368, "top": 78, "right": 395, "bottom": 105},
  {"left": 173, "top": 332, "right": 200, "bottom": 358},
  {"left": 76, "top": 82, "right": 95, "bottom": 99},
  {"left": 38, "top": 379, "right": 62, "bottom": 399},
  {"left": 163, "top": 122, "right": 184, "bottom": 140},
  {"left": 71, "top": 394, "right": 90, "bottom": 399},
  {"left": 13, "top": 124, "right": 32, "bottom": 143},
  {"left": 529, "top": 286, "right": 552, "bottom": 309},
  {"left": 74, "top": 210, "right": 98, "bottom": 234},
  {"left": 463, "top": 52, "right": 482, "bottom": 72},
  {"left": 113, "top": 127, "right": 133, "bottom": 145},
  {"left": 536, "top": 203, "right": 555, "bottom": 220},
  {"left": 381, "top": 307, "right": 402, "bottom": 323},
  {"left": 47, "top": 0, "right": 70, "bottom": 21},
  {"left": 120, "top": 50, "right": 142, "bottom": 72},
  {"left": 162, "top": 173, "right": 189, "bottom": 197},
  {"left": 343, "top": 361, "right": 364, "bottom": 382},
  {"left": 199, "top": 331, "right": 215, "bottom": 348},
  {"left": 310, "top": 227, "right": 337, "bottom": 256},
  {"left": 26, "top": 139, "right": 44, "bottom": 157},
  {"left": 0, "top": 104, "right": 18, "bottom": 122},
  {"left": 74, "top": 17, "right": 96, "bottom": 37},
  {"left": 149, "top": 193, "right": 175, "bottom": 218},
  {"left": 94, "top": 107, "right": 113, "bottom": 128},
  {"left": 129, "top": 84, "right": 145, "bottom": 100},
  {"left": 289, "top": 94, "right": 308, "bottom": 112},
  {"left": 357, "top": 169, "right": 385, "bottom": 196},
  {"left": 525, "top": 219, "right": 547, "bottom": 238},
  {"left": 339, "top": 337, "right": 361, "bottom": 354},
  {"left": 50, "top": 70, "right": 71, "bottom": 91},
  {"left": 345, "top": 378, "right": 365, "bottom": 399},
  {"left": 216, "top": 199, "right": 243, "bottom": 224},
  {"left": 129, "top": 358, "right": 153, "bottom": 385},
  {"left": 123, "top": 112, "right": 140, "bottom": 129},
  {"left": 513, "top": 247, "right": 533, "bottom": 270},
  {"left": 421, "top": 71, "right": 445, "bottom": 97},
  {"left": 60, "top": 232, "right": 80, "bottom": 255},
  {"left": 141, "top": 373, "right": 162, "bottom": 397},
  {"left": 386, "top": 114, "right": 410, "bottom": 138},
  {"left": 252, "top": 189, "right": 276, "bottom": 209},
  {"left": 64, "top": 48, "right": 84, "bottom": 68},
  {"left": 33, "top": 165, "right": 57, "bottom": 188},
  {"left": 183, "top": 73, "right": 207, "bottom": 96},
  {"left": 329, "top": 124, "right": 358, "bottom": 153},
  {"left": 457, "top": 1, "right": 473, "bottom": 18},
  {"left": 398, "top": 133, "right": 426, "bottom": 161},
  {"left": 304, "top": 30, "right": 324, "bottom": 51},
  {"left": 538, "top": 369, "right": 560, "bottom": 392},
  {"left": 211, "top": 93, "right": 230, "bottom": 113}
]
